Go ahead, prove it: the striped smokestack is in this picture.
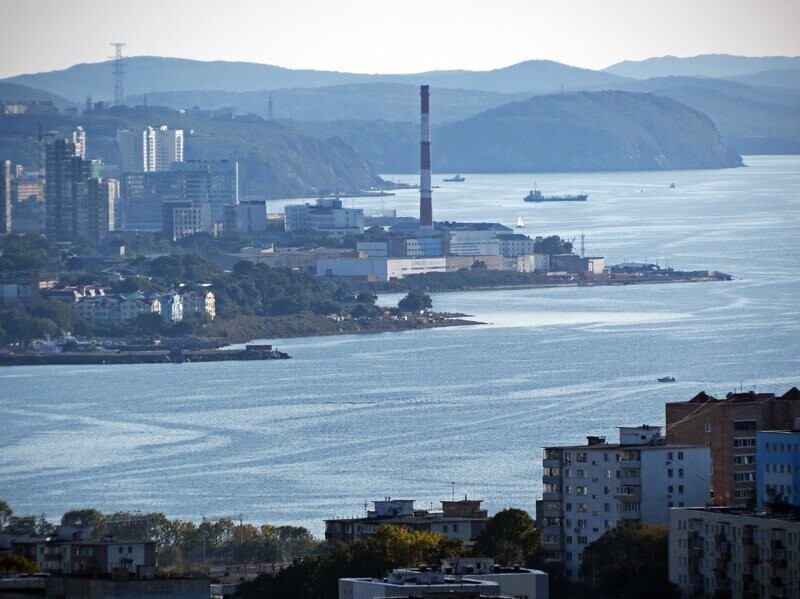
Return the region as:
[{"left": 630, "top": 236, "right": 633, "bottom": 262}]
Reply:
[{"left": 419, "top": 85, "right": 432, "bottom": 230}]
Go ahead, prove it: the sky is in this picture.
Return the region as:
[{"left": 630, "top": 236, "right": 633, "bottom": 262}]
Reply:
[{"left": 1, "top": 0, "right": 799, "bottom": 79}]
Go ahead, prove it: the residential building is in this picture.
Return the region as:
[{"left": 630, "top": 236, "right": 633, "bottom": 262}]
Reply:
[
  {"left": 45, "top": 136, "right": 91, "bottom": 241},
  {"left": 181, "top": 290, "right": 216, "bottom": 320},
  {"left": 117, "top": 125, "right": 184, "bottom": 173},
  {"left": 171, "top": 160, "right": 238, "bottom": 224},
  {"left": 536, "top": 426, "right": 711, "bottom": 582},
  {"left": 325, "top": 498, "right": 490, "bottom": 548},
  {"left": 73, "top": 295, "right": 161, "bottom": 326},
  {"left": 339, "top": 569, "right": 503, "bottom": 599},
  {"left": 440, "top": 558, "right": 549, "bottom": 599},
  {"left": 72, "top": 126, "right": 86, "bottom": 160},
  {"left": 756, "top": 428, "right": 800, "bottom": 507},
  {"left": 74, "top": 178, "right": 114, "bottom": 243},
  {"left": 120, "top": 170, "right": 183, "bottom": 231},
  {"left": 666, "top": 388, "right": 800, "bottom": 507},
  {"left": 669, "top": 507, "right": 800, "bottom": 599},
  {"left": 285, "top": 198, "right": 364, "bottom": 237},
  {"left": 0, "top": 160, "right": 11, "bottom": 233},
  {"left": 0, "top": 271, "right": 57, "bottom": 306},
  {"left": 150, "top": 291, "right": 183, "bottom": 322}
]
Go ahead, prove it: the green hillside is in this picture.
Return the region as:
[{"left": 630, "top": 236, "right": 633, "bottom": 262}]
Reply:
[{"left": 0, "top": 107, "right": 385, "bottom": 198}]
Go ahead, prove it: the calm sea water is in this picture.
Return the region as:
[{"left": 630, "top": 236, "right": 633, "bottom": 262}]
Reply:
[{"left": 1, "top": 156, "right": 799, "bottom": 535}]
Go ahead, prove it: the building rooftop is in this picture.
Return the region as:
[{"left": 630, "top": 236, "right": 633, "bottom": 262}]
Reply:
[
  {"left": 680, "top": 387, "right": 799, "bottom": 404},
  {"left": 675, "top": 506, "right": 800, "bottom": 523}
]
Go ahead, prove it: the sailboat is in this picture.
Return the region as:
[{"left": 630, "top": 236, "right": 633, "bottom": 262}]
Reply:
[{"left": 516, "top": 216, "right": 525, "bottom": 228}]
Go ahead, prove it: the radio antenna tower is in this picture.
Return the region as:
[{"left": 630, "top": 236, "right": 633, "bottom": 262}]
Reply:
[
  {"left": 580, "top": 231, "right": 585, "bottom": 258},
  {"left": 110, "top": 42, "right": 126, "bottom": 105}
]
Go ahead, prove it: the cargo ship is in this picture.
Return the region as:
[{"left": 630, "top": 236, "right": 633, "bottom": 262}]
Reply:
[
  {"left": 443, "top": 174, "right": 465, "bottom": 182},
  {"left": 524, "top": 188, "right": 588, "bottom": 202}
]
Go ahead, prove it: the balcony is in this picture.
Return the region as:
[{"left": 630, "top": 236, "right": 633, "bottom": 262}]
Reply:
[
  {"left": 770, "top": 558, "right": 788, "bottom": 569},
  {"left": 769, "top": 539, "right": 784, "bottom": 549},
  {"left": 689, "top": 547, "right": 704, "bottom": 559},
  {"left": 542, "top": 475, "right": 561, "bottom": 484},
  {"left": 770, "top": 577, "right": 784, "bottom": 587},
  {"left": 742, "top": 535, "right": 754, "bottom": 546},
  {"left": 747, "top": 555, "right": 760, "bottom": 565}
]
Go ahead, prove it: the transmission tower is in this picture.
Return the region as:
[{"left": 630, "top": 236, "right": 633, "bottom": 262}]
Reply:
[{"left": 110, "top": 42, "right": 126, "bottom": 105}]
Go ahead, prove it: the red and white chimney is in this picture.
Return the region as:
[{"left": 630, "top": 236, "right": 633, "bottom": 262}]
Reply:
[{"left": 419, "top": 85, "right": 432, "bottom": 231}]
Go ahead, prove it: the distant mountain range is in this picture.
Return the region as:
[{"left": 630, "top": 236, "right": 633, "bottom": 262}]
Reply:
[
  {"left": 2, "top": 53, "right": 798, "bottom": 182},
  {"left": 603, "top": 54, "right": 800, "bottom": 79}
]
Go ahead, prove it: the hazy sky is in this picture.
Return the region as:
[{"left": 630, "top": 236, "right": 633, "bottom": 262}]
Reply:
[{"left": 2, "top": 0, "right": 799, "bottom": 79}]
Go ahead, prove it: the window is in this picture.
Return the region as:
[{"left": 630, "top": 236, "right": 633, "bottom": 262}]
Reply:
[
  {"left": 679, "top": 468, "right": 684, "bottom": 478},
  {"left": 566, "top": 503, "right": 573, "bottom": 512},
  {"left": 577, "top": 452, "right": 587, "bottom": 462},
  {"left": 734, "top": 472, "right": 756, "bottom": 482},
  {"left": 565, "top": 485, "right": 572, "bottom": 495},
  {"left": 668, "top": 469, "right": 674, "bottom": 478},
  {"left": 734, "top": 420, "right": 757, "bottom": 431},
  {"left": 577, "top": 503, "right": 588, "bottom": 512},
  {"left": 577, "top": 519, "right": 587, "bottom": 528},
  {"left": 577, "top": 469, "right": 587, "bottom": 478},
  {"left": 576, "top": 486, "right": 588, "bottom": 495},
  {"left": 565, "top": 469, "right": 572, "bottom": 478},
  {"left": 668, "top": 485, "right": 674, "bottom": 494},
  {"left": 678, "top": 451, "right": 684, "bottom": 460},
  {"left": 453, "top": 524, "right": 458, "bottom": 532},
  {"left": 678, "top": 485, "right": 684, "bottom": 494},
  {"left": 118, "top": 547, "right": 123, "bottom": 554},
  {"left": 565, "top": 536, "right": 573, "bottom": 544},
  {"left": 734, "top": 455, "right": 756, "bottom": 465},
  {"left": 704, "top": 424, "right": 712, "bottom": 433},
  {"left": 734, "top": 438, "right": 756, "bottom": 448},
  {"left": 604, "top": 503, "right": 611, "bottom": 512},
  {"left": 668, "top": 452, "right": 673, "bottom": 460},
  {"left": 564, "top": 452, "right": 572, "bottom": 463},
  {"left": 604, "top": 469, "right": 613, "bottom": 479},
  {"left": 577, "top": 535, "right": 588, "bottom": 544}
]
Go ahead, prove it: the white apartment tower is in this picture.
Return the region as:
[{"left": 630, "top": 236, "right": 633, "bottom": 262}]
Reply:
[
  {"left": 117, "top": 125, "right": 184, "bottom": 173},
  {"left": 536, "top": 425, "right": 711, "bottom": 582}
]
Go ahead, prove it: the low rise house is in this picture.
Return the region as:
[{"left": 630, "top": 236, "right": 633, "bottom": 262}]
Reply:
[
  {"left": 669, "top": 507, "right": 800, "bottom": 599},
  {"left": 339, "top": 569, "right": 504, "bottom": 599},
  {"left": 181, "top": 290, "right": 215, "bottom": 320},
  {"left": 325, "top": 498, "right": 490, "bottom": 548}
]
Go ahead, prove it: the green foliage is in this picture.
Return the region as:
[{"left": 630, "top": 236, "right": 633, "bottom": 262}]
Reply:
[
  {"left": 534, "top": 235, "right": 573, "bottom": 255},
  {"left": 474, "top": 508, "right": 541, "bottom": 566},
  {"left": 578, "top": 522, "right": 679, "bottom": 599},
  {"left": 398, "top": 290, "right": 432, "bottom": 312},
  {"left": 0, "top": 234, "right": 53, "bottom": 271},
  {"left": 0, "top": 553, "right": 38, "bottom": 573},
  {"left": 235, "top": 525, "right": 466, "bottom": 599}
]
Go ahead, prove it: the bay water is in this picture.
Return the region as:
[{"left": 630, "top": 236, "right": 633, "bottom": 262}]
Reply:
[{"left": 1, "top": 156, "right": 798, "bottom": 535}]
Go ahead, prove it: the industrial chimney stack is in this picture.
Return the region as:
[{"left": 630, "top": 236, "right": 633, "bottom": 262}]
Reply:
[{"left": 419, "top": 85, "right": 432, "bottom": 231}]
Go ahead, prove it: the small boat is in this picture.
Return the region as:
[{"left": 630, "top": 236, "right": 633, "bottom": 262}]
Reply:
[
  {"left": 443, "top": 174, "right": 465, "bottom": 182},
  {"left": 669, "top": 183, "right": 676, "bottom": 189},
  {"left": 658, "top": 376, "right": 677, "bottom": 383},
  {"left": 516, "top": 216, "right": 525, "bottom": 228}
]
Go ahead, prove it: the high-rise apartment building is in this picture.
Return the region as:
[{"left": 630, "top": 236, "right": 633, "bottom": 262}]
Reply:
[
  {"left": 666, "top": 388, "right": 800, "bottom": 507},
  {"left": 756, "top": 428, "right": 800, "bottom": 508},
  {"left": 117, "top": 125, "right": 184, "bottom": 173},
  {"left": 536, "top": 425, "right": 711, "bottom": 582},
  {"left": 0, "top": 160, "right": 11, "bottom": 234},
  {"left": 170, "top": 160, "right": 237, "bottom": 224},
  {"left": 45, "top": 138, "right": 90, "bottom": 241},
  {"left": 74, "top": 178, "right": 114, "bottom": 243}
]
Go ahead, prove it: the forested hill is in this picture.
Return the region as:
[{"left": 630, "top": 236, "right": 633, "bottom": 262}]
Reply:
[
  {"left": 433, "top": 91, "right": 742, "bottom": 172},
  {"left": 0, "top": 106, "right": 385, "bottom": 198}
]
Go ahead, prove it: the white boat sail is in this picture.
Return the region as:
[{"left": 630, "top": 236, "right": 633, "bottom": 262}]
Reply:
[{"left": 516, "top": 216, "right": 525, "bottom": 228}]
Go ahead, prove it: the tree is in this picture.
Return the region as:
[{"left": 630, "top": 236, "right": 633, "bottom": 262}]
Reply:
[
  {"left": 61, "top": 508, "right": 105, "bottom": 529},
  {"left": 0, "top": 499, "right": 12, "bottom": 531},
  {"left": 579, "top": 522, "right": 679, "bottom": 599},
  {"left": 0, "top": 554, "right": 37, "bottom": 573},
  {"left": 398, "top": 290, "right": 432, "bottom": 312},
  {"left": 474, "top": 508, "right": 541, "bottom": 566}
]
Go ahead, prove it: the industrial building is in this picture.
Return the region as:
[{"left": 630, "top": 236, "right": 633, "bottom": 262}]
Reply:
[
  {"left": 284, "top": 197, "right": 364, "bottom": 237},
  {"left": 536, "top": 425, "right": 711, "bottom": 582}
]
